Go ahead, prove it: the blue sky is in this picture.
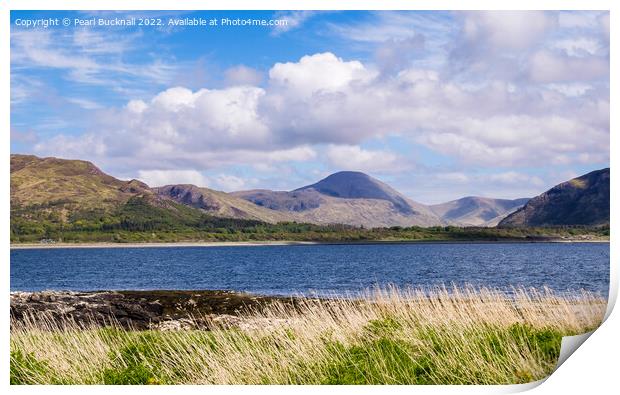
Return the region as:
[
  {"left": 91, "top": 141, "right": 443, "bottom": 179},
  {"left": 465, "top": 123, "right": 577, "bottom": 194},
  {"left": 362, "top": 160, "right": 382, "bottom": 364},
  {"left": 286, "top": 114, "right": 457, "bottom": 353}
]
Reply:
[{"left": 10, "top": 10, "right": 610, "bottom": 203}]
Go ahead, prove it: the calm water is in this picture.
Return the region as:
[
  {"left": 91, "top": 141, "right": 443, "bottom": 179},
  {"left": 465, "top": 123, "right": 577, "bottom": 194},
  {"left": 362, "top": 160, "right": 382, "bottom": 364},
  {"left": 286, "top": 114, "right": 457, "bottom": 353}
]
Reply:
[{"left": 10, "top": 243, "right": 610, "bottom": 296}]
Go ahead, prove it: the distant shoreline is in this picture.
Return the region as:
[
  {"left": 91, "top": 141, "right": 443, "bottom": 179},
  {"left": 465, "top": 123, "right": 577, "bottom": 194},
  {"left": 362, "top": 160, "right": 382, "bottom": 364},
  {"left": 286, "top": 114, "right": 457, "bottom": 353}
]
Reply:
[{"left": 10, "top": 238, "right": 610, "bottom": 250}]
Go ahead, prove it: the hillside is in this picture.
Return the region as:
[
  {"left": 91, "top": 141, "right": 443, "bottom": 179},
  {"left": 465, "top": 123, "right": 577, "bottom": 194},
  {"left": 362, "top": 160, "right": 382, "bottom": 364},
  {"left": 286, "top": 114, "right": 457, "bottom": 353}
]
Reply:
[
  {"left": 234, "top": 172, "right": 443, "bottom": 228},
  {"left": 295, "top": 171, "right": 415, "bottom": 214},
  {"left": 11, "top": 154, "right": 142, "bottom": 219},
  {"left": 499, "top": 168, "right": 610, "bottom": 227},
  {"left": 431, "top": 197, "right": 530, "bottom": 227},
  {"left": 154, "top": 184, "right": 297, "bottom": 224},
  {"left": 10, "top": 154, "right": 260, "bottom": 240}
]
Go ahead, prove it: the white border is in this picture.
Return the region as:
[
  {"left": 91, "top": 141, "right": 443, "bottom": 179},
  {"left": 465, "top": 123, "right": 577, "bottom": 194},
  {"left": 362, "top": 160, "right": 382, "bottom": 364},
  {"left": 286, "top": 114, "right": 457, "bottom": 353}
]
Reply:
[{"left": 2, "top": 1, "right": 616, "bottom": 394}]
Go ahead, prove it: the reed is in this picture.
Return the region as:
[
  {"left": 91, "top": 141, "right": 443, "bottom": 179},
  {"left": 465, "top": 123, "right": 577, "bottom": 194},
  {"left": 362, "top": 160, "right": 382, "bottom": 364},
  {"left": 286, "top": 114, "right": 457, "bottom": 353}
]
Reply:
[{"left": 10, "top": 285, "right": 606, "bottom": 385}]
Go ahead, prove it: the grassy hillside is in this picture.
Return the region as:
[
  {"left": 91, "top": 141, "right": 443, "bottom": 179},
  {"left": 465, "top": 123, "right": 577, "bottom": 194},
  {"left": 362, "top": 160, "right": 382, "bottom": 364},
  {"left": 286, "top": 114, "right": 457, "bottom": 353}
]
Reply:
[
  {"left": 11, "top": 155, "right": 133, "bottom": 214},
  {"left": 10, "top": 154, "right": 268, "bottom": 242},
  {"left": 500, "top": 168, "right": 610, "bottom": 227}
]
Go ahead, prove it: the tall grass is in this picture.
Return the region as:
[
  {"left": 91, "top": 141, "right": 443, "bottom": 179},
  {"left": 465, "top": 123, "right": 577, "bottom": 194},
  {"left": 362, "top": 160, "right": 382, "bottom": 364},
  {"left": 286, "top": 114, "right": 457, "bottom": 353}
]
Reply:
[{"left": 10, "top": 285, "right": 606, "bottom": 385}]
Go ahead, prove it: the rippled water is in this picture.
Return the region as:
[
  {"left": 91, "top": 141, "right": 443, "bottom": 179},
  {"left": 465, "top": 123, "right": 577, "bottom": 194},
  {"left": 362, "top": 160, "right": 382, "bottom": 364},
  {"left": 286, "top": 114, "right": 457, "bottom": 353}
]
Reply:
[{"left": 10, "top": 242, "right": 610, "bottom": 296}]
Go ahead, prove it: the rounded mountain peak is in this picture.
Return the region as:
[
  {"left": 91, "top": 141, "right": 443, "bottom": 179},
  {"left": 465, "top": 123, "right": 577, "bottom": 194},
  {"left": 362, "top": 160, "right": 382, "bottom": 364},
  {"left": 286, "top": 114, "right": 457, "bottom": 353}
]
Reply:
[{"left": 295, "top": 171, "right": 414, "bottom": 214}]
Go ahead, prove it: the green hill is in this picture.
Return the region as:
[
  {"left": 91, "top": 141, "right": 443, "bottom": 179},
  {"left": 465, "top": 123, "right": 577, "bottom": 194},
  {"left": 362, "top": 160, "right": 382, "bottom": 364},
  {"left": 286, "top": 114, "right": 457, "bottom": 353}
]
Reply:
[
  {"left": 10, "top": 154, "right": 262, "bottom": 242},
  {"left": 499, "top": 168, "right": 610, "bottom": 227}
]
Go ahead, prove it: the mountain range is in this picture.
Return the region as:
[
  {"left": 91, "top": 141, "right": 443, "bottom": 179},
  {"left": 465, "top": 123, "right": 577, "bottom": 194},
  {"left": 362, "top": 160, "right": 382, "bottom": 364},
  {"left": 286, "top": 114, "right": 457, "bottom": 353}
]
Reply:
[
  {"left": 430, "top": 197, "right": 531, "bottom": 227},
  {"left": 230, "top": 171, "right": 442, "bottom": 227},
  {"left": 10, "top": 154, "right": 609, "bottom": 229}
]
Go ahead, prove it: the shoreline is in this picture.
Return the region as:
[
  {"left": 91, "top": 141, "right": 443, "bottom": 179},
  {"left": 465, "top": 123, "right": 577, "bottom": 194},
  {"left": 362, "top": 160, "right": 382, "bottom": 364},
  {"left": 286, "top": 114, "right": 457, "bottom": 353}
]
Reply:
[
  {"left": 10, "top": 238, "right": 610, "bottom": 249},
  {"left": 10, "top": 288, "right": 608, "bottom": 332},
  {"left": 10, "top": 289, "right": 302, "bottom": 330}
]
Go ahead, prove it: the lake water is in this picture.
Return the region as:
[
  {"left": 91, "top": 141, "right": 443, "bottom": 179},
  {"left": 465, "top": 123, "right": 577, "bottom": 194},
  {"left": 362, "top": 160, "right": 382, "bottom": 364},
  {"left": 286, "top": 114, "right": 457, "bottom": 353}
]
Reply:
[{"left": 10, "top": 243, "right": 610, "bottom": 297}]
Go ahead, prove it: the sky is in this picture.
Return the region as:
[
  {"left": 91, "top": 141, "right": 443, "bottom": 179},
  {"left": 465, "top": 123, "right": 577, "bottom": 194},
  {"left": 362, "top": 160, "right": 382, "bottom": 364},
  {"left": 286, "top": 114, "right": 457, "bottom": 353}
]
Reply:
[{"left": 10, "top": 10, "right": 610, "bottom": 204}]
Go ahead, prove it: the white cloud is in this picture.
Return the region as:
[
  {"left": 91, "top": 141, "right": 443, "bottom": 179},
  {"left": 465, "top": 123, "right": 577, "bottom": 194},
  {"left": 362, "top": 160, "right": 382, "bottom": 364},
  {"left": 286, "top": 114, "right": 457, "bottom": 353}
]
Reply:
[
  {"left": 433, "top": 171, "right": 545, "bottom": 189},
  {"left": 529, "top": 50, "right": 608, "bottom": 82},
  {"left": 72, "top": 28, "right": 139, "bottom": 54},
  {"left": 397, "top": 68, "right": 439, "bottom": 83},
  {"left": 34, "top": 133, "right": 106, "bottom": 159},
  {"left": 137, "top": 169, "right": 209, "bottom": 188},
  {"left": 329, "top": 11, "right": 448, "bottom": 44},
  {"left": 486, "top": 172, "right": 545, "bottom": 187},
  {"left": 126, "top": 99, "right": 148, "bottom": 113},
  {"left": 271, "top": 11, "right": 317, "bottom": 35},
  {"left": 11, "top": 28, "right": 179, "bottom": 92},
  {"left": 600, "top": 13, "right": 610, "bottom": 38},
  {"left": 12, "top": 30, "right": 99, "bottom": 70},
  {"left": 33, "top": 47, "right": 609, "bottom": 175},
  {"left": 14, "top": 11, "right": 610, "bottom": 205},
  {"left": 11, "top": 128, "right": 38, "bottom": 144},
  {"left": 266, "top": 146, "right": 317, "bottom": 162},
  {"left": 551, "top": 38, "right": 602, "bottom": 57},
  {"left": 416, "top": 114, "right": 608, "bottom": 166},
  {"left": 558, "top": 11, "right": 601, "bottom": 29},
  {"left": 545, "top": 83, "right": 592, "bottom": 97},
  {"left": 213, "top": 174, "right": 247, "bottom": 192},
  {"left": 225, "top": 65, "right": 263, "bottom": 86},
  {"left": 269, "top": 52, "right": 377, "bottom": 96},
  {"left": 435, "top": 172, "right": 470, "bottom": 184},
  {"left": 326, "top": 145, "right": 403, "bottom": 173},
  {"left": 461, "top": 11, "right": 553, "bottom": 51},
  {"left": 402, "top": 170, "right": 550, "bottom": 204},
  {"left": 67, "top": 97, "right": 104, "bottom": 110}
]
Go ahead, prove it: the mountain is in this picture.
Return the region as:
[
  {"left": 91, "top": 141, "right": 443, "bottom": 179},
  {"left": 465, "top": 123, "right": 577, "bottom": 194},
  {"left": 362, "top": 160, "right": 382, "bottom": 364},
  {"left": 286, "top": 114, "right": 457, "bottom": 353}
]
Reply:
[
  {"left": 499, "top": 168, "right": 610, "bottom": 227},
  {"left": 10, "top": 154, "right": 230, "bottom": 234},
  {"left": 430, "top": 197, "right": 530, "bottom": 227},
  {"left": 233, "top": 171, "right": 443, "bottom": 228},
  {"left": 154, "top": 184, "right": 297, "bottom": 224},
  {"left": 295, "top": 171, "right": 415, "bottom": 214},
  {"left": 11, "top": 154, "right": 145, "bottom": 216},
  {"left": 12, "top": 154, "right": 445, "bottom": 229}
]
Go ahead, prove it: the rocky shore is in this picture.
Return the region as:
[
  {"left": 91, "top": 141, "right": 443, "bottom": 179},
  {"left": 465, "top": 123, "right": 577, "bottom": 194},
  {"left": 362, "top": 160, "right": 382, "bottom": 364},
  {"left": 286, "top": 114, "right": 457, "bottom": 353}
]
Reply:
[{"left": 10, "top": 290, "right": 304, "bottom": 331}]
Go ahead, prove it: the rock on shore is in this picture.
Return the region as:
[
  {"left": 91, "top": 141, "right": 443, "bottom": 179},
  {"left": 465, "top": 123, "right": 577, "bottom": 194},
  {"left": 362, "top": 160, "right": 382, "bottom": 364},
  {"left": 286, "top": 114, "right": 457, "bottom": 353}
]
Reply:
[{"left": 10, "top": 290, "right": 300, "bottom": 330}]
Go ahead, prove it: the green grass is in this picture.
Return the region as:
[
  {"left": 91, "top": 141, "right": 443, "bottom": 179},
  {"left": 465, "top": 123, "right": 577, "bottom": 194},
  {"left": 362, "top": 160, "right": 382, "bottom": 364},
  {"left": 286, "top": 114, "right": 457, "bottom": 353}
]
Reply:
[{"left": 10, "top": 286, "right": 605, "bottom": 385}]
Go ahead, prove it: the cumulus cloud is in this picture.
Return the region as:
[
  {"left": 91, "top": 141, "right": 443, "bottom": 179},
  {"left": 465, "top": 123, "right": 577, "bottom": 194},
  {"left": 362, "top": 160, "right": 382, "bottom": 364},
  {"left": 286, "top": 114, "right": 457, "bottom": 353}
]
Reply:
[
  {"left": 545, "top": 83, "right": 593, "bottom": 97},
  {"left": 14, "top": 11, "right": 610, "bottom": 203},
  {"left": 326, "top": 145, "right": 405, "bottom": 173},
  {"left": 138, "top": 169, "right": 210, "bottom": 188},
  {"left": 225, "top": 65, "right": 263, "bottom": 86},
  {"left": 461, "top": 11, "right": 553, "bottom": 51},
  {"left": 34, "top": 47, "right": 608, "bottom": 175},
  {"left": 213, "top": 174, "right": 248, "bottom": 191},
  {"left": 529, "top": 50, "right": 608, "bottom": 82},
  {"left": 268, "top": 53, "right": 377, "bottom": 96},
  {"left": 551, "top": 38, "right": 603, "bottom": 57},
  {"left": 374, "top": 35, "right": 425, "bottom": 73}
]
